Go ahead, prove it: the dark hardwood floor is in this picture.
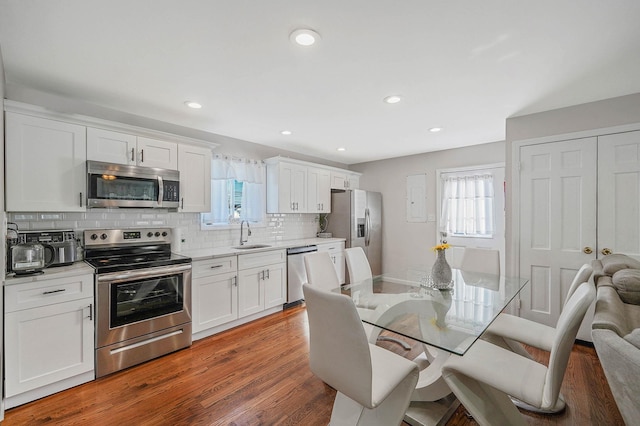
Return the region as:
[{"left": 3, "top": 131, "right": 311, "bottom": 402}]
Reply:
[{"left": 3, "top": 304, "right": 623, "bottom": 425}]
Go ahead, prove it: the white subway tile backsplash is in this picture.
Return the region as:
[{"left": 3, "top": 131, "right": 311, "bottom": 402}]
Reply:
[{"left": 8, "top": 211, "right": 319, "bottom": 252}]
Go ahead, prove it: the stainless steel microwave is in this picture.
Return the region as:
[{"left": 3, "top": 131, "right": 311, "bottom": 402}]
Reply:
[{"left": 87, "top": 161, "right": 180, "bottom": 209}]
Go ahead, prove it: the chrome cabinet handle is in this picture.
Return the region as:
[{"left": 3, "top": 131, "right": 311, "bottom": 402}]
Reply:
[
  {"left": 140, "top": 149, "right": 144, "bottom": 163},
  {"left": 266, "top": 269, "right": 270, "bottom": 279},
  {"left": 43, "top": 288, "right": 66, "bottom": 295},
  {"left": 232, "top": 276, "right": 237, "bottom": 287},
  {"left": 181, "top": 197, "right": 184, "bottom": 209},
  {"left": 79, "top": 192, "right": 83, "bottom": 208},
  {"left": 131, "top": 148, "right": 135, "bottom": 162},
  {"left": 87, "top": 303, "right": 93, "bottom": 321},
  {"left": 211, "top": 264, "right": 224, "bottom": 269}
]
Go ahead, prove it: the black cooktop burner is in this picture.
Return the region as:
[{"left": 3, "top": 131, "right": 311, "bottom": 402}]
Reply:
[{"left": 84, "top": 244, "right": 191, "bottom": 274}]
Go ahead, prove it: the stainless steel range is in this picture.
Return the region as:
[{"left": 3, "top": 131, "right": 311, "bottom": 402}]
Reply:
[{"left": 84, "top": 228, "right": 192, "bottom": 378}]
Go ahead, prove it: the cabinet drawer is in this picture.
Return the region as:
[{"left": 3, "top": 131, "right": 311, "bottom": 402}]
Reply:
[
  {"left": 5, "top": 273, "right": 94, "bottom": 313},
  {"left": 238, "top": 249, "right": 286, "bottom": 270},
  {"left": 317, "top": 242, "right": 345, "bottom": 252},
  {"left": 192, "top": 256, "right": 237, "bottom": 279}
]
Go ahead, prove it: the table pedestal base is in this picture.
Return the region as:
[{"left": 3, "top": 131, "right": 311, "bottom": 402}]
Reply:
[{"left": 404, "top": 394, "right": 460, "bottom": 426}]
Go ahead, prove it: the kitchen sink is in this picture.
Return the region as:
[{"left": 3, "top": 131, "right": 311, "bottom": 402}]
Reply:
[{"left": 232, "top": 244, "right": 272, "bottom": 250}]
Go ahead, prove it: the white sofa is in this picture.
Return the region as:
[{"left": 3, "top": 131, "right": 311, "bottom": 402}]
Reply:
[{"left": 591, "top": 254, "right": 640, "bottom": 425}]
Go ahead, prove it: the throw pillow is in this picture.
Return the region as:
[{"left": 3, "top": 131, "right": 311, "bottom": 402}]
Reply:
[
  {"left": 612, "top": 269, "right": 640, "bottom": 305},
  {"left": 603, "top": 254, "right": 640, "bottom": 276}
]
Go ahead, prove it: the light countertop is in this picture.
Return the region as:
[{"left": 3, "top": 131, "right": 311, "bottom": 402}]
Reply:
[
  {"left": 3, "top": 237, "right": 346, "bottom": 284},
  {"left": 4, "top": 262, "right": 95, "bottom": 286},
  {"left": 177, "top": 237, "right": 346, "bottom": 261}
]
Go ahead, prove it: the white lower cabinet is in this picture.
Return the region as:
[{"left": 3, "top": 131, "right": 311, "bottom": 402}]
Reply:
[
  {"left": 192, "top": 256, "right": 238, "bottom": 332},
  {"left": 318, "top": 241, "right": 346, "bottom": 284},
  {"left": 238, "top": 250, "right": 286, "bottom": 318},
  {"left": 4, "top": 273, "right": 95, "bottom": 408}
]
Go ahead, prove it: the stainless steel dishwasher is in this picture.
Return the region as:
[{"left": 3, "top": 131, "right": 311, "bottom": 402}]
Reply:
[{"left": 286, "top": 245, "right": 317, "bottom": 307}]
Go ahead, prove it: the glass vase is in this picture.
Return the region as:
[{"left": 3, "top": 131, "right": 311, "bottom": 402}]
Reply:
[{"left": 431, "top": 249, "right": 452, "bottom": 285}]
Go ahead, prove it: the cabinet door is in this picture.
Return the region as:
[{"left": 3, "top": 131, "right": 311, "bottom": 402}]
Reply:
[
  {"left": 178, "top": 144, "right": 212, "bottom": 212},
  {"left": 87, "top": 127, "right": 136, "bottom": 165},
  {"left": 308, "top": 167, "right": 331, "bottom": 213},
  {"left": 267, "top": 162, "right": 307, "bottom": 213},
  {"left": 6, "top": 113, "right": 87, "bottom": 212},
  {"left": 192, "top": 271, "right": 238, "bottom": 332},
  {"left": 330, "top": 171, "right": 347, "bottom": 190},
  {"left": 348, "top": 174, "right": 360, "bottom": 190},
  {"left": 4, "top": 297, "right": 94, "bottom": 397},
  {"left": 264, "top": 262, "right": 286, "bottom": 309},
  {"left": 137, "top": 137, "right": 178, "bottom": 169},
  {"left": 237, "top": 266, "right": 264, "bottom": 317}
]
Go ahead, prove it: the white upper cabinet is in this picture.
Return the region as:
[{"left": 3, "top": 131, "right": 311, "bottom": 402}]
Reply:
[
  {"left": 6, "top": 112, "right": 87, "bottom": 212},
  {"left": 266, "top": 161, "right": 307, "bottom": 213},
  {"left": 266, "top": 157, "right": 358, "bottom": 213},
  {"left": 86, "top": 127, "right": 137, "bottom": 165},
  {"left": 307, "top": 167, "right": 331, "bottom": 213},
  {"left": 136, "top": 137, "right": 178, "bottom": 169},
  {"left": 177, "top": 144, "right": 211, "bottom": 212},
  {"left": 330, "top": 170, "right": 360, "bottom": 190},
  {"left": 87, "top": 128, "right": 178, "bottom": 169}
]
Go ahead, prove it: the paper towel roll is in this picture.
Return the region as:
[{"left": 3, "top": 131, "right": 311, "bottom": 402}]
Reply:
[{"left": 172, "top": 228, "right": 182, "bottom": 253}]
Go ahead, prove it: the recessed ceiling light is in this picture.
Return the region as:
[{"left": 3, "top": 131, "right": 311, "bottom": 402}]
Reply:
[
  {"left": 281, "top": 130, "right": 292, "bottom": 135},
  {"left": 184, "top": 101, "right": 202, "bottom": 109},
  {"left": 337, "top": 147, "right": 346, "bottom": 152},
  {"left": 290, "top": 28, "right": 321, "bottom": 46},
  {"left": 429, "top": 127, "right": 443, "bottom": 132},
  {"left": 383, "top": 95, "right": 402, "bottom": 104}
]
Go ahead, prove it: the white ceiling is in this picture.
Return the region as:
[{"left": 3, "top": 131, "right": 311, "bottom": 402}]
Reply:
[{"left": 1, "top": 1, "right": 640, "bottom": 165}]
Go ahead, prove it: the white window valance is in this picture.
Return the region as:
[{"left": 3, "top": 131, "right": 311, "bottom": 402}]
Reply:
[
  {"left": 211, "top": 154, "right": 264, "bottom": 184},
  {"left": 440, "top": 173, "right": 495, "bottom": 237}
]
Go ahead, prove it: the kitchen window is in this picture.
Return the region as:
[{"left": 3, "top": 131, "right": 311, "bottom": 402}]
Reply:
[{"left": 201, "top": 155, "right": 265, "bottom": 228}]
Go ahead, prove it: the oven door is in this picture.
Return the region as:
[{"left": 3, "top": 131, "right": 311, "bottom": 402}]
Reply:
[{"left": 96, "top": 264, "right": 192, "bottom": 348}]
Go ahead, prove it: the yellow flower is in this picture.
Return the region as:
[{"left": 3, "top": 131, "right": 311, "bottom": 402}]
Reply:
[{"left": 432, "top": 243, "right": 451, "bottom": 251}]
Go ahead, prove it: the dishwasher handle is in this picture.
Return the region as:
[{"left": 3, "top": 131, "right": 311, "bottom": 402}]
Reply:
[{"left": 287, "top": 245, "right": 318, "bottom": 256}]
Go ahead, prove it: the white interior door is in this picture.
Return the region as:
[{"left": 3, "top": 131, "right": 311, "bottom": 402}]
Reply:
[
  {"left": 518, "top": 138, "right": 597, "bottom": 329},
  {"left": 598, "top": 130, "right": 640, "bottom": 260}
]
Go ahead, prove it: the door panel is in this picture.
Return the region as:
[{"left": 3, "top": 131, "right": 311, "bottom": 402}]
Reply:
[
  {"left": 598, "top": 131, "right": 640, "bottom": 260},
  {"left": 519, "top": 138, "right": 597, "bottom": 328}
]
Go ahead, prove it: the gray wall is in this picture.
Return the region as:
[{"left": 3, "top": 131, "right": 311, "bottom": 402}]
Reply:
[
  {"left": 350, "top": 141, "right": 505, "bottom": 272},
  {"left": 504, "top": 92, "right": 640, "bottom": 274}
]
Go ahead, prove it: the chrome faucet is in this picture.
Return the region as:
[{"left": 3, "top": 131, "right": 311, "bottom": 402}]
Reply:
[{"left": 240, "top": 220, "right": 251, "bottom": 245}]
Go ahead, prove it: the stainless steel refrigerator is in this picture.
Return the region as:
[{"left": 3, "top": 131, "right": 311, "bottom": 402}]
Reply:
[{"left": 327, "top": 189, "right": 382, "bottom": 278}]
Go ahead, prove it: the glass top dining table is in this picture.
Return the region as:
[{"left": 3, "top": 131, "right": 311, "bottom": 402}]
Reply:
[{"left": 337, "top": 268, "right": 529, "bottom": 356}]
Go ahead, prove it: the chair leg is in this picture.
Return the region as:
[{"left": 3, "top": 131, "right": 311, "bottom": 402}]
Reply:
[{"left": 443, "top": 371, "right": 526, "bottom": 426}]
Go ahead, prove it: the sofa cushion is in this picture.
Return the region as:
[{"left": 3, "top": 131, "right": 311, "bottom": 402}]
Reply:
[
  {"left": 624, "top": 329, "right": 640, "bottom": 349},
  {"left": 593, "top": 286, "right": 631, "bottom": 336},
  {"left": 612, "top": 269, "right": 640, "bottom": 305},
  {"left": 602, "top": 254, "right": 640, "bottom": 276}
]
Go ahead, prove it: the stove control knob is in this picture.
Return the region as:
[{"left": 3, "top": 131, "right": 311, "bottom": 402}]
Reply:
[
  {"left": 90, "top": 233, "right": 98, "bottom": 240},
  {"left": 162, "top": 231, "right": 168, "bottom": 237},
  {"left": 147, "top": 232, "right": 154, "bottom": 238},
  {"left": 100, "top": 233, "right": 108, "bottom": 240},
  {"left": 155, "top": 231, "right": 161, "bottom": 237}
]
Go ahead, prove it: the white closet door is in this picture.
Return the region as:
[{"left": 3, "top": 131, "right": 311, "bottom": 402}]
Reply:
[
  {"left": 598, "top": 130, "right": 640, "bottom": 261},
  {"left": 519, "top": 138, "right": 597, "bottom": 328}
]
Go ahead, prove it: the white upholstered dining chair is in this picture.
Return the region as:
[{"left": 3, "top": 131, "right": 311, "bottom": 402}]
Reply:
[
  {"left": 442, "top": 281, "right": 596, "bottom": 425},
  {"left": 304, "top": 251, "right": 411, "bottom": 350},
  {"left": 460, "top": 247, "right": 500, "bottom": 275},
  {"left": 343, "top": 247, "right": 411, "bottom": 350},
  {"left": 303, "top": 284, "right": 419, "bottom": 426},
  {"left": 482, "top": 264, "right": 593, "bottom": 362}
]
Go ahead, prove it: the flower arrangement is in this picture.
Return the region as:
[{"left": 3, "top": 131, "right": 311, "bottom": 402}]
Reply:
[{"left": 432, "top": 243, "right": 451, "bottom": 252}]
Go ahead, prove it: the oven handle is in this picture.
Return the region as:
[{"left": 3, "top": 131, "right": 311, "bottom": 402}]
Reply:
[{"left": 97, "top": 264, "right": 192, "bottom": 283}]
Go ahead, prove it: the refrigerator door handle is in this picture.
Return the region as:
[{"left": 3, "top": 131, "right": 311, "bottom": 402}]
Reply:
[{"left": 365, "top": 208, "right": 371, "bottom": 246}]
